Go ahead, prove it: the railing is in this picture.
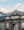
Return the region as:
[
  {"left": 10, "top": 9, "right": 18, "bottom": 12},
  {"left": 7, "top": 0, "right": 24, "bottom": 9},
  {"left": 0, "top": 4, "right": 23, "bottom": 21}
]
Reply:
[
  {"left": 5, "top": 15, "right": 24, "bottom": 20},
  {"left": 0, "top": 15, "right": 24, "bottom": 30}
]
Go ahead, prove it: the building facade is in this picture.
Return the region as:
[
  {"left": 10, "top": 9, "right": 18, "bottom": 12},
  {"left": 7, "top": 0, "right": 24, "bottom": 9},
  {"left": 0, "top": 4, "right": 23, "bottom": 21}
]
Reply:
[{"left": 0, "top": 15, "right": 24, "bottom": 30}]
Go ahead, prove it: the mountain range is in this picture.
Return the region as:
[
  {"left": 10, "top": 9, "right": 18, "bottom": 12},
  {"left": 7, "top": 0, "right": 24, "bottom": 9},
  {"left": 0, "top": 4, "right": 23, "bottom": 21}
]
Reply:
[{"left": 0, "top": 10, "right": 24, "bottom": 16}]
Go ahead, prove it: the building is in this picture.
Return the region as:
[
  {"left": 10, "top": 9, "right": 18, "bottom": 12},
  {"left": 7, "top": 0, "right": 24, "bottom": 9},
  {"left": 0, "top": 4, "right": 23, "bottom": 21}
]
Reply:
[{"left": 0, "top": 11, "right": 24, "bottom": 30}]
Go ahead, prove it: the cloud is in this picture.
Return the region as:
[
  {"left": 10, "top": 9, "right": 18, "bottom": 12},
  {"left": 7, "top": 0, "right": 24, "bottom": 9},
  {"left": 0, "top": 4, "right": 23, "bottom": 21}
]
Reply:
[
  {"left": 0, "top": 3, "right": 24, "bottom": 13},
  {"left": 18, "top": 4, "right": 24, "bottom": 12},
  {"left": 0, "top": 8, "right": 8, "bottom": 13},
  {"left": 6, "top": 6, "right": 10, "bottom": 9},
  {"left": 14, "top": 3, "right": 21, "bottom": 9},
  {"left": 0, "top": 6, "right": 8, "bottom": 13},
  {"left": 1, "top": 0, "right": 6, "bottom": 2},
  {"left": 0, "top": 6, "right": 14, "bottom": 13},
  {"left": 0, "top": 8, "right": 14, "bottom": 13},
  {"left": 7, "top": 9, "right": 15, "bottom": 13},
  {"left": 14, "top": 3, "right": 24, "bottom": 12},
  {"left": 0, "top": 0, "right": 8, "bottom": 2}
]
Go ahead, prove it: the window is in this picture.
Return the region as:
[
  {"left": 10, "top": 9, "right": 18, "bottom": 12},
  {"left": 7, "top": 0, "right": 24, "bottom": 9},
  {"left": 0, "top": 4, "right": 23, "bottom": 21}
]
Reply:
[
  {"left": 6, "top": 23, "right": 9, "bottom": 30},
  {"left": 22, "top": 22, "right": 24, "bottom": 30},
  {"left": 6, "top": 17, "right": 10, "bottom": 20},
  {"left": 0, "top": 22, "right": 5, "bottom": 30},
  {"left": 21, "top": 16, "right": 24, "bottom": 18},
  {"left": 11, "top": 16, "right": 19, "bottom": 19}
]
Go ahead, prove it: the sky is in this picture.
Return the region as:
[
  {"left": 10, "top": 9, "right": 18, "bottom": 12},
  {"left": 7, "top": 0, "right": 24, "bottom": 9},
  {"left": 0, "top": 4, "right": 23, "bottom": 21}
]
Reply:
[{"left": 0, "top": 0, "right": 24, "bottom": 13}]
